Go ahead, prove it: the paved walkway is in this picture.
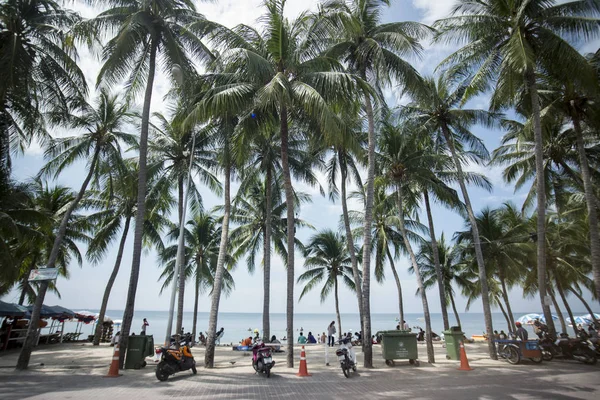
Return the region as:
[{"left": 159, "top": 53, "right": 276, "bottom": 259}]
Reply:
[{"left": 0, "top": 342, "right": 598, "bottom": 399}]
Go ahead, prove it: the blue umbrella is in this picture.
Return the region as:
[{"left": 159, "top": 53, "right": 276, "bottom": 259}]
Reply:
[
  {"left": 567, "top": 316, "right": 593, "bottom": 326},
  {"left": 581, "top": 313, "right": 599, "bottom": 321},
  {"left": 539, "top": 314, "right": 558, "bottom": 324},
  {"left": 517, "top": 314, "right": 542, "bottom": 325}
]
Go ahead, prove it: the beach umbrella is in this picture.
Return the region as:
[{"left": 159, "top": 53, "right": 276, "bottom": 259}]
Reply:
[
  {"left": 517, "top": 313, "right": 542, "bottom": 325},
  {"left": 566, "top": 316, "right": 593, "bottom": 326},
  {"left": 0, "top": 301, "right": 27, "bottom": 318},
  {"left": 539, "top": 314, "right": 558, "bottom": 324},
  {"left": 581, "top": 313, "right": 599, "bottom": 321}
]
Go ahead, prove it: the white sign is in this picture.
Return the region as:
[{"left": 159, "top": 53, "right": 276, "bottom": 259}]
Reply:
[{"left": 28, "top": 269, "right": 59, "bottom": 282}]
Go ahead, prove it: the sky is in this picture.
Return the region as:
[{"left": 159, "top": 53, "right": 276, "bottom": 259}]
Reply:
[{"left": 3, "top": 0, "right": 598, "bottom": 318}]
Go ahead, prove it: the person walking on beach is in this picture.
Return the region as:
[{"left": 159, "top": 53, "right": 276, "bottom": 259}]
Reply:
[
  {"left": 141, "top": 318, "right": 149, "bottom": 335},
  {"left": 327, "top": 321, "right": 336, "bottom": 347}
]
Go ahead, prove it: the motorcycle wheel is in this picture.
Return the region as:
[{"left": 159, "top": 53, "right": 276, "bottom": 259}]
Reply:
[
  {"left": 505, "top": 346, "right": 521, "bottom": 365},
  {"left": 529, "top": 356, "right": 543, "bottom": 364},
  {"left": 191, "top": 365, "right": 197, "bottom": 375},
  {"left": 155, "top": 362, "right": 170, "bottom": 382},
  {"left": 266, "top": 368, "right": 271, "bottom": 378},
  {"left": 342, "top": 367, "right": 350, "bottom": 378},
  {"left": 352, "top": 366, "right": 356, "bottom": 372},
  {"left": 542, "top": 350, "right": 553, "bottom": 361},
  {"left": 580, "top": 348, "right": 597, "bottom": 365}
]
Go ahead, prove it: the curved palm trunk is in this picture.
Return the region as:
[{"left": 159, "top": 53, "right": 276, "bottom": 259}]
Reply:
[
  {"left": 361, "top": 92, "right": 375, "bottom": 368},
  {"left": 548, "top": 287, "right": 567, "bottom": 334},
  {"left": 441, "top": 123, "right": 496, "bottom": 360},
  {"left": 18, "top": 257, "right": 37, "bottom": 305},
  {"left": 280, "top": 105, "right": 295, "bottom": 368},
  {"left": 397, "top": 185, "right": 434, "bottom": 363},
  {"left": 176, "top": 177, "right": 186, "bottom": 336},
  {"left": 192, "top": 255, "right": 201, "bottom": 344},
  {"left": 263, "top": 167, "right": 272, "bottom": 341},
  {"left": 568, "top": 287, "right": 598, "bottom": 324},
  {"left": 385, "top": 247, "right": 404, "bottom": 325},
  {"left": 556, "top": 279, "right": 578, "bottom": 336},
  {"left": 339, "top": 151, "right": 364, "bottom": 328},
  {"left": 449, "top": 292, "right": 461, "bottom": 328},
  {"left": 423, "top": 191, "right": 449, "bottom": 331},
  {"left": 16, "top": 145, "right": 101, "bottom": 370},
  {"left": 498, "top": 269, "right": 515, "bottom": 333},
  {"left": 117, "top": 40, "right": 158, "bottom": 369},
  {"left": 572, "top": 115, "right": 600, "bottom": 301},
  {"left": 334, "top": 276, "right": 342, "bottom": 338},
  {"left": 526, "top": 71, "right": 556, "bottom": 337},
  {"left": 93, "top": 217, "right": 131, "bottom": 345},
  {"left": 205, "top": 163, "right": 231, "bottom": 367}
]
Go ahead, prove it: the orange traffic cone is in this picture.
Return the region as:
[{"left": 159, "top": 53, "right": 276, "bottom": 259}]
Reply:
[
  {"left": 297, "top": 346, "right": 311, "bottom": 377},
  {"left": 105, "top": 344, "right": 122, "bottom": 378},
  {"left": 458, "top": 341, "right": 473, "bottom": 371}
]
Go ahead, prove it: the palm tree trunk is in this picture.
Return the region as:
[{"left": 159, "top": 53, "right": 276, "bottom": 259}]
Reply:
[
  {"left": 449, "top": 292, "right": 461, "bottom": 328},
  {"left": 548, "top": 287, "right": 567, "bottom": 334},
  {"left": 568, "top": 287, "right": 598, "bottom": 324},
  {"left": 175, "top": 176, "right": 186, "bottom": 336},
  {"left": 93, "top": 217, "right": 131, "bottom": 346},
  {"left": 556, "top": 279, "right": 578, "bottom": 336},
  {"left": 117, "top": 39, "right": 158, "bottom": 369},
  {"left": 385, "top": 247, "right": 404, "bottom": 325},
  {"left": 441, "top": 123, "right": 496, "bottom": 360},
  {"left": 397, "top": 184, "right": 434, "bottom": 363},
  {"left": 18, "top": 258, "right": 37, "bottom": 305},
  {"left": 280, "top": 105, "right": 295, "bottom": 368},
  {"left": 263, "top": 167, "right": 272, "bottom": 342},
  {"left": 339, "top": 150, "right": 364, "bottom": 328},
  {"left": 334, "top": 276, "right": 342, "bottom": 338},
  {"left": 192, "top": 255, "right": 201, "bottom": 344},
  {"left": 361, "top": 90, "right": 375, "bottom": 368},
  {"left": 572, "top": 114, "right": 600, "bottom": 301},
  {"left": 16, "top": 144, "right": 101, "bottom": 370},
  {"left": 205, "top": 162, "right": 231, "bottom": 367},
  {"left": 423, "top": 191, "right": 449, "bottom": 331},
  {"left": 498, "top": 269, "right": 515, "bottom": 333},
  {"left": 526, "top": 70, "right": 556, "bottom": 337}
]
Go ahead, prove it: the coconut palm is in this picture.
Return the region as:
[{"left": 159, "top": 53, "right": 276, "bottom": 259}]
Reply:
[
  {"left": 321, "top": 0, "right": 431, "bottom": 366},
  {"left": 435, "top": 0, "right": 600, "bottom": 335},
  {"left": 83, "top": 0, "right": 213, "bottom": 367},
  {"left": 0, "top": 0, "right": 86, "bottom": 182},
  {"left": 298, "top": 229, "right": 358, "bottom": 337},
  {"left": 86, "top": 159, "right": 173, "bottom": 345},
  {"left": 17, "top": 90, "right": 137, "bottom": 369},
  {"left": 188, "top": 0, "right": 367, "bottom": 367},
  {"left": 401, "top": 75, "right": 498, "bottom": 358}
]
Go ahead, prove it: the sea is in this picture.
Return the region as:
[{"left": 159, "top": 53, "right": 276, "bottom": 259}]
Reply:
[{"left": 49, "top": 311, "right": 549, "bottom": 344}]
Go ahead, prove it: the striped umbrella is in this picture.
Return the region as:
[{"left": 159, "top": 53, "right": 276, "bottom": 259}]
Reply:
[
  {"left": 566, "top": 316, "right": 593, "bottom": 326},
  {"left": 539, "top": 314, "right": 558, "bottom": 324},
  {"left": 517, "top": 314, "right": 542, "bottom": 325}
]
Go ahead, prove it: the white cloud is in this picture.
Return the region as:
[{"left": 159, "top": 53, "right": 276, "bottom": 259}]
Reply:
[{"left": 411, "top": 0, "right": 456, "bottom": 25}]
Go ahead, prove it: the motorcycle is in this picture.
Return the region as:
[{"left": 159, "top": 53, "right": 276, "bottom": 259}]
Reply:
[
  {"left": 539, "top": 332, "right": 597, "bottom": 365},
  {"left": 155, "top": 337, "right": 197, "bottom": 381},
  {"left": 335, "top": 337, "right": 356, "bottom": 378},
  {"left": 252, "top": 340, "right": 275, "bottom": 377}
]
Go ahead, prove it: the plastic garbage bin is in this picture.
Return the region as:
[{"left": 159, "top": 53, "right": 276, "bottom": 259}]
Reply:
[
  {"left": 443, "top": 327, "right": 464, "bottom": 360},
  {"left": 377, "top": 330, "right": 419, "bottom": 366},
  {"left": 125, "top": 335, "right": 153, "bottom": 369}
]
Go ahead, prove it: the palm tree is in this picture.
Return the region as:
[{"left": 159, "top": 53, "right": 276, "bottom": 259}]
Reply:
[
  {"left": 17, "top": 90, "right": 136, "bottom": 369},
  {"left": 189, "top": 0, "right": 365, "bottom": 367},
  {"left": 0, "top": 0, "right": 86, "bottom": 182},
  {"left": 434, "top": 0, "right": 600, "bottom": 335},
  {"left": 298, "top": 230, "right": 358, "bottom": 337},
  {"left": 158, "top": 211, "right": 235, "bottom": 342},
  {"left": 85, "top": 0, "right": 212, "bottom": 367},
  {"left": 321, "top": 0, "right": 431, "bottom": 366},
  {"left": 86, "top": 159, "right": 173, "bottom": 345},
  {"left": 402, "top": 76, "right": 498, "bottom": 359}
]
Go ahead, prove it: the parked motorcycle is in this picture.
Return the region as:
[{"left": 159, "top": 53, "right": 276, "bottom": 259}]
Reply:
[
  {"left": 252, "top": 340, "right": 275, "bottom": 377},
  {"left": 539, "top": 332, "right": 597, "bottom": 365},
  {"left": 155, "top": 339, "right": 197, "bottom": 381},
  {"left": 335, "top": 337, "right": 356, "bottom": 378}
]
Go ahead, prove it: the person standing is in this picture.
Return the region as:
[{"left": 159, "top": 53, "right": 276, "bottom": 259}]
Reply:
[
  {"left": 141, "top": 318, "right": 149, "bottom": 335},
  {"left": 327, "top": 321, "right": 336, "bottom": 347},
  {"left": 321, "top": 332, "right": 327, "bottom": 344}
]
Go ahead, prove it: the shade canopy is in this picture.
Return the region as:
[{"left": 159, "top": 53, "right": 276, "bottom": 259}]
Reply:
[{"left": 0, "top": 301, "right": 27, "bottom": 318}]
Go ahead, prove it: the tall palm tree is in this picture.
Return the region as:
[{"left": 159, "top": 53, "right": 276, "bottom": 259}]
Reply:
[
  {"left": 402, "top": 76, "right": 498, "bottom": 359},
  {"left": 85, "top": 0, "right": 212, "bottom": 367},
  {"left": 86, "top": 159, "right": 173, "bottom": 345},
  {"left": 0, "top": 0, "right": 86, "bottom": 182},
  {"left": 298, "top": 229, "right": 358, "bottom": 337},
  {"left": 17, "top": 90, "right": 136, "bottom": 369},
  {"left": 434, "top": 0, "right": 600, "bottom": 334},
  {"left": 321, "top": 0, "right": 431, "bottom": 366},
  {"left": 189, "top": 0, "right": 365, "bottom": 367}
]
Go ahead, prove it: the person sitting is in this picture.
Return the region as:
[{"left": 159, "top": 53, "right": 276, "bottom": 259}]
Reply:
[
  {"left": 297, "top": 332, "right": 307, "bottom": 344},
  {"left": 498, "top": 330, "right": 507, "bottom": 340},
  {"left": 270, "top": 335, "right": 281, "bottom": 351},
  {"left": 198, "top": 332, "right": 206, "bottom": 346},
  {"left": 110, "top": 331, "right": 120, "bottom": 346},
  {"left": 515, "top": 322, "right": 528, "bottom": 341},
  {"left": 241, "top": 337, "right": 253, "bottom": 347},
  {"left": 417, "top": 328, "right": 425, "bottom": 342},
  {"left": 493, "top": 330, "right": 499, "bottom": 340},
  {"left": 307, "top": 332, "right": 317, "bottom": 344}
]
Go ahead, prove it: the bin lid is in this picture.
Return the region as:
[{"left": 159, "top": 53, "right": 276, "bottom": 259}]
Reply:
[{"left": 377, "top": 330, "right": 417, "bottom": 337}]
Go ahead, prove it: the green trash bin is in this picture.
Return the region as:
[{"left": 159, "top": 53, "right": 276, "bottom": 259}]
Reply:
[
  {"left": 125, "top": 335, "right": 152, "bottom": 369},
  {"left": 378, "top": 330, "right": 419, "bottom": 366},
  {"left": 443, "top": 327, "right": 464, "bottom": 360}
]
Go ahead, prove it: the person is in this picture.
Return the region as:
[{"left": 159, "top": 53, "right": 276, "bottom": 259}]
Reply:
[
  {"left": 216, "top": 327, "right": 225, "bottom": 345},
  {"left": 396, "top": 324, "right": 400, "bottom": 330},
  {"left": 198, "top": 332, "right": 206, "bottom": 346},
  {"left": 141, "top": 318, "right": 149, "bottom": 335},
  {"left": 402, "top": 320, "right": 409, "bottom": 330},
  {"left": 111, "top": 331, "right": 120, "bottom": 346},
  {"left": 372, "top": 335, "right": 377, "bottom": 344},
  {"left": 307, "top": 332, "right": 317, "bottom": 344},
  {"left": 253, "top": 329, "right": 260, "bottom": 343},
  {"left": 515, "top": 322, "right": 528, "bottom": 341},
  {"left": 327, "top": 321, "right": 336, "bottom": 347},
  {"left": 321, "top": 332, "right": 327, "bottom": 344},
  {"left": 417, "top": 328, "right": 425, "bottom": 342},
  {"left": 241, "top": 337, "right": 253, "bottom": 347},
  {"left": 499, "top": 330, "right": 507, "bottom": 340},
  {"left": 297, "top": 332, "right": 307, "bottom": 344},
  {"left": 270, "top": 335, "right": 281, "bottom": 351},
  {"left": 493, "top": 330, "right": 499, "bottom": 340}
]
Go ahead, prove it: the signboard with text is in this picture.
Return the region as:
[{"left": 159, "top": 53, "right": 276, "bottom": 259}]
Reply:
[{"left": 28, "top": 269, "right": 59, "bottom": 282}]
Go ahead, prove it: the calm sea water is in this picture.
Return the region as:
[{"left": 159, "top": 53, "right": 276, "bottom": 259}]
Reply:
[{"left": 53, "top": 311, "right": 543, "bottom": 344}]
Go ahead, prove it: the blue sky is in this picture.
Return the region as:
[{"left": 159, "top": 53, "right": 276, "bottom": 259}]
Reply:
[{"left": 3, "top": 0, "right": 597, "bottom": 318}]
